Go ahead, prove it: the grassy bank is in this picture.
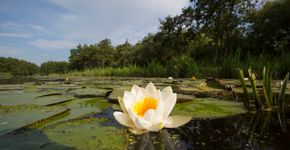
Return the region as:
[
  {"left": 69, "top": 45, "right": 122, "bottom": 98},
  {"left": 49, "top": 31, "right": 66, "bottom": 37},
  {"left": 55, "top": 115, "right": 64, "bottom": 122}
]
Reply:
[{"left": 46, "top": 53, "right": 289, "bottom": 79}]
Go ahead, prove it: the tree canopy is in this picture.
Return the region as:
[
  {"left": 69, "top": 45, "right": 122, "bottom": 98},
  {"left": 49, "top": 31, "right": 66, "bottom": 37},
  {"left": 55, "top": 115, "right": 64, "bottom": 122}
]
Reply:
[
  {"left": 0, "top": 57, "right": 39, "bottom": 76},
  {"left": 1, "top": 0, "right": 289, "bottom": 78}
]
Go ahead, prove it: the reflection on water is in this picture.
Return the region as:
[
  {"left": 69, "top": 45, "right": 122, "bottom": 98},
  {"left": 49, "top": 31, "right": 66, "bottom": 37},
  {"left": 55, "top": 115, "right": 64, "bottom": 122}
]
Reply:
[
  {"left": 127, "top": 130, "right": 177, "bottom": 150},
  {"left": 0, "top": 77, "right": 35, "bottom": 84},
  {"left": 123, "top": 112, "right": 290, "bottom": 149}
]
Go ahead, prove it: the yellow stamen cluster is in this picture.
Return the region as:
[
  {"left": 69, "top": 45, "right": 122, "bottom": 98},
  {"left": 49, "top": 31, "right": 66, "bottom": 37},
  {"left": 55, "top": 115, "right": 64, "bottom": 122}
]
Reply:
[{"left": 133, "top": 97, "right": 158, "bottom": 116}]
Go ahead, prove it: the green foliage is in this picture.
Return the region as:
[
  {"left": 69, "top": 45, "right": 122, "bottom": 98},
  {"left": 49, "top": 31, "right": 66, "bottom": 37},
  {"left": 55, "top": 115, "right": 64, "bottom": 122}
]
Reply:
[
  {"left": 69, "top": 39, "right": 115, "bottom": 70},
  {"left": 220, "top": 50, "right": 241, "bottom": 78},
  {"left": 262, "top": 67, "right": 272, "bottom": 107},
  {"left": 4, "top": 0, "right": 287, "bottom": 78},
  {"left": 248, "top": 68, "right": 262, "bottom": 110},
  {"left": 237, "top": 69, "right": 249, "bottom": 109},
  {"left": 167, "top": 55, "right": 199, "bottom": 78},
  {"left": 249, "top": 0, "right": 290, "bottom": 54},
  {"left": 115, "top": 40, "right": 134, "bottom": 66},
  {"left": 68, "top": 65, "right": 143, "bottom": 77},
  {"left": 278, "top": 73, "right": 289, "bottom": 110},
  {"left": 274, "top": 52, "right": 290, "bottom": 78},
  {"left": 238, "top": 66, "right": 289, "bottom": 111},
  {"left": 145, "top": 61, "right": 167, "bottom": 77},
  {"left": 40, "top": 61, "right": 69, "bottom": 75},
  {"left": 0, "top": 57, "right": 39, "bottom": 76}
]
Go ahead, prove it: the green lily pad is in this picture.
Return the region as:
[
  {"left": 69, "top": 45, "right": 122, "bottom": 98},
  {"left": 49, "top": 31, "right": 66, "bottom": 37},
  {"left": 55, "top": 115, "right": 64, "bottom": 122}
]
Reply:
[
  {"left": 68, "top": 88, "right": 110, "bottom": 98},
  {"left": 34, "top": 95, "right": 75, "bottom": 106},
  {"left": 0, "top": 92, "right": 75, "bottom": 106},
  {"left": 107, "top": 87, "right": 130, "bottom": 103},
  {"left": 0, "top": 92, "right": 52, "bottom": 106},
  {"left": 37, "top": 84, "right": 82, "bottom": 92},
  {"left": 177, "top": 94, "right": 195, "bottom": 103},
  {"left": 0, "top": 84, "right": 24, "bottom": 91},
  {"left": 23, "top": 84, "right": 38, "bottom": 92},
  {"left": 176, "top": 86, "right": 232, "bottom": 99},
  {"left": 44, "top": 118, "right": 127, "bottom": 150},
  {"left": 0, "top": 128, "right": 71, "bottom": 149},
  {"left": 46, "top": 98, "right": 110, "bottom": 124},
  {"left": 172, "top": 98, "right": 245, "bottom": 119},
  {"left": 0, "top": 105, "right": 69, "bottom": 136},
  {"left": 108, "top": 88, "right": 195, "bottom": 103}
]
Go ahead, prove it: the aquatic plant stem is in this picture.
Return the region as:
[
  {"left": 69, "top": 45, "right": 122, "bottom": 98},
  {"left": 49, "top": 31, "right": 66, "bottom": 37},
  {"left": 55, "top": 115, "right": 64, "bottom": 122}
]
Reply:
[
  {"left": 262, "top": 67, "right": 272, "bottom": 108},
  {"left": 248, "top": 68, "right": 262, "bottom": 110},
  {"left": 278, "top": 72, "right": 289, "bottom": 110},
  {"left": 237, "top": 69, "right": 249, "bottom": 109}
]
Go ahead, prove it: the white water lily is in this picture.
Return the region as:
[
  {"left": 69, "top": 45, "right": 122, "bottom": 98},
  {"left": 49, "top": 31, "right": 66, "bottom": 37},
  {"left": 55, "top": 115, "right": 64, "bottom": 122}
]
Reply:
[{"left": 113, "top": 82, "right": 192, "bottom": 134}]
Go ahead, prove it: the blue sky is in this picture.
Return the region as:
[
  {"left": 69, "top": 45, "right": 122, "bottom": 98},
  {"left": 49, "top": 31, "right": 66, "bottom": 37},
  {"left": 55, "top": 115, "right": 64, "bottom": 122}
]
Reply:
[{"left": 0, "top": 0, "right": 188, "bottom": 65}]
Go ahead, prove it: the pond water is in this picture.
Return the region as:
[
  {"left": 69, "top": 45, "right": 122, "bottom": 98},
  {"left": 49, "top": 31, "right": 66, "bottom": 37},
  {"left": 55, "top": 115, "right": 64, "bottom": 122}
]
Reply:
[
  {"left": 90, "top": 107, "right": 290, "bottom": 150},
  {"left": 0, "top": 76, "right": 36, "bottom": 84},
  {"left": 0, "top": 77, "right": 289, "bottom": 149}
]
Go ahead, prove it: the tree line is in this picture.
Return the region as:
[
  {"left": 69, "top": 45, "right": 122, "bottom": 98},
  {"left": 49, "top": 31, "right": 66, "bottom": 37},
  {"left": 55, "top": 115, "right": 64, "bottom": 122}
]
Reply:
[
  {"left": 1, "top": 0, "right": 289, "bottom": 78},
  {"left": 66, "top": 0, "right": 290, "bottom": 78},
  {"left": 0, "top": 57, "right": 39, "bottom": 76}
]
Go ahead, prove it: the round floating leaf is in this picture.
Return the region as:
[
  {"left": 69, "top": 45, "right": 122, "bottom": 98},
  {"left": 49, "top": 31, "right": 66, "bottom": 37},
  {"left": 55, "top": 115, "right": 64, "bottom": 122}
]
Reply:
[
  {"left": 0, "top": 105, "right": 69, "bottom": 136},
  {"left": 172, "top": 98, "right": 245, "bottom": 119},
  {"left": 34, "top": 95, "right": 75, "bottom": 106},
  {"left": 48, "top": 98, "right": 110, "bottom": 124},
  {"left": 0, "top": 92, "right": 54, "bottom": 106},
  {"left": 68, "top": 88, "right": 110, "bottom": 98},
  {"left": 44, "top": 118, "right": 127, "bottom": 150}
]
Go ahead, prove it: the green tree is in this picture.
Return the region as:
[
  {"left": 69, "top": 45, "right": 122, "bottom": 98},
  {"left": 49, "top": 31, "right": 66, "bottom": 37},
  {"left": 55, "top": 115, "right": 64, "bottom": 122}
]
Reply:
[
  {"left": 0, "top": 57, "right": 39, "bottom": 75},
  {"left": 249, "top": 0, "right": 290, "bottom": 54},
  {"left": 69, "top": 44, "right": 83, "bottom": 70},
  {"left": 40, "top": 61, "right": 69, "bottom": 75},
  {"left": 115, "top": 40, "right": 134, "bottom": 66},
  {"left": 189, "top": 0, "right": 256, "bottom": 58}
]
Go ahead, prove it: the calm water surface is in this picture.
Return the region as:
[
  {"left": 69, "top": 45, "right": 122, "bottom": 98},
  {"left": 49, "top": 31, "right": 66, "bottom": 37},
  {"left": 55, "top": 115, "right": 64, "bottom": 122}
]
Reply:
[{"left": 93, "top": 108, "right": 290, "bottom": 150}]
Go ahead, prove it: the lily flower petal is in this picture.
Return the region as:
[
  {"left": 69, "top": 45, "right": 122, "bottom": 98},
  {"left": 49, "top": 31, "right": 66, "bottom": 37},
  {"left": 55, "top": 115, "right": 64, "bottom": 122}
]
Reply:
[
  {"left": 123, "top": 91, "right": 135, "bottom": 111},
  {"left": 131, "top": 85, "right": 141, "bottom": 95},
  {"left": 145, "top": 82, "right": 157, "bottom": 94},
  {"left": 128, "top": 109, "right": 151, "bottom": 130},
  {"left": 162, "top": 86, "right": 177, "bottom": 119},
  {"left": 143, "top": 109, "right": 155, "bottom": 123},
  {"left": 118, "top": 97, "right": 128, "bottom": 114},
  {"left": 134, "top": 116, "right": 152, "bottom": 130},
  {"left": 150, "top": 94, "right": 164, "bottom": 124},
  {"left": 113, "top": 112, "right": 135, "bottom": 128},
  {"left": 163, "top": 116, "right": 192, "bottom": 128},
  {"left": 113, "top": 82, "right": 192, "bottom": 134}
]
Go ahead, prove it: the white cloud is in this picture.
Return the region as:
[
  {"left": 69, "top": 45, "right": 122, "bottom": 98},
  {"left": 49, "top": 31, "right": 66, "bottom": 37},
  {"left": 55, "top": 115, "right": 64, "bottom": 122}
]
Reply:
[
  {"left": 27, "top": 24, "right": 46, "bottom": 32},
  {"left": 29, "top": 39, "right": 76, "bottom": 50},
  {"left": 0, "top": 21, "right": 46, "bottom": 32},
  {"left": 0, "top": 21, "right": 24, "bottom": 30},
  {"left": 0, "top": 32, "right": 32, "bottom": 38},
  {"left": 49, "top": 0, "right": 189, "bottom": 45},
  {"left": 0, "top": 45, "right": 23, "bottom": 56},
  {"left": 0, "top": 0, "right": 189, "bottom": 64}
]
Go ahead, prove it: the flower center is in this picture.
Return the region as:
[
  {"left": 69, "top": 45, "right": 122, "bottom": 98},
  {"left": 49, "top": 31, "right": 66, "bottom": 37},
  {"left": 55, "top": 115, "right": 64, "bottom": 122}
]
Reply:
[{"left": 133, "top": 97, "right": 158, "bottom": 117}]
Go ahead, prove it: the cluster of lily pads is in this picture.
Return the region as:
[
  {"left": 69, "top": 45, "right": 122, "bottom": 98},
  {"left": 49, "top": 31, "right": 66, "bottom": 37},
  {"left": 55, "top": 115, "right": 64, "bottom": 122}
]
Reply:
[{"left": 0, "top": 77, "right": 261, "bottom": 149}]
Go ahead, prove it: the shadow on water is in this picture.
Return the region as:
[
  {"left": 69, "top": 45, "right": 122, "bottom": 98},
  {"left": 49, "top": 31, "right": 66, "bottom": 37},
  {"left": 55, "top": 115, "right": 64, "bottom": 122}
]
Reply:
[
  {"left": 169, "top": 112, "right": 290, "bottom": 149},
  {"left": 0, "top": 128, "right": 73, "bottom": 150}
]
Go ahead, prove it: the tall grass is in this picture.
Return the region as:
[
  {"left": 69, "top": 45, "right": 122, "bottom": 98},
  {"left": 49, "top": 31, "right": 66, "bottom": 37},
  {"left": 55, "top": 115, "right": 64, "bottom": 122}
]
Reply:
[
  {"left": 237, "top": 67, "right": 289, "bottom": 111},
  {"left": 68, "top": 65, "right": 144, "bottom": 77},
  {"left": 48, "top": 52, "right": 290, "bottom": 79}
]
